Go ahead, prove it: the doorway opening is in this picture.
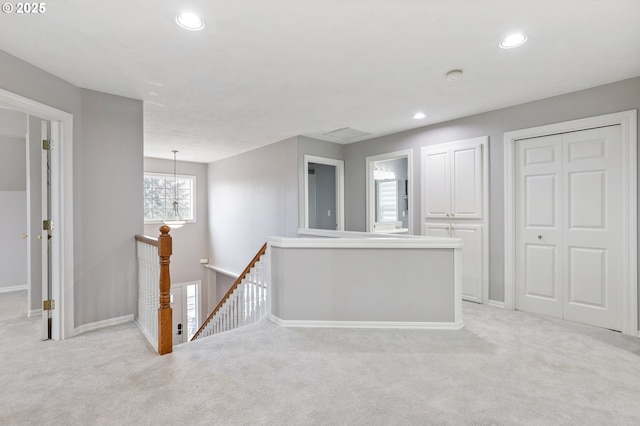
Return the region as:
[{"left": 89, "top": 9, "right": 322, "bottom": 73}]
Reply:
[
  {"left": 303, "top": 155, "right": 344, "bottom": 231},
  {"left": 0, "top": 88, "right": 74, "bottom": 340}
]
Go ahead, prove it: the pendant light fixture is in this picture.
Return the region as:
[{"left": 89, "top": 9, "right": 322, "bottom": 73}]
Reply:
[{"left": 163, "top": 150, "right": 186, "bottom": 229}]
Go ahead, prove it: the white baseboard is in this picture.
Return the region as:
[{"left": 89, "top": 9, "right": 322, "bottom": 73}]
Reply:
[
  {"left": 0, "top": 285, "right": 27, "bottom": 294},
  {"left": 269, "top": 315, "right": 463, "bottom": 330},
  {"left": 135, "top": 320, "right": 158, "bottom": 351},
  {"left": 73, "top": 314, "right": 134, "bottom": 336},
  {"left": 29, "top": 309, "right": 42, "bottom": 317},
  {"left": 488, "top": 300, "right": 506, "bottom": 309}
]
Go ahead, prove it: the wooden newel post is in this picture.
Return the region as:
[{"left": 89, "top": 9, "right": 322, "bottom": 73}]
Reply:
[{"left": 157, "top": 225, "right": 173, "bottom": 355}]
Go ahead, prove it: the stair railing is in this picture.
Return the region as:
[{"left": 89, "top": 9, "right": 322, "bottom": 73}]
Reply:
[
  {"left": 191, "top": 243, "right": 268, "bottom": 341},
  {"left": 135, "top": 225, "right": 173, "bottom": 355}
]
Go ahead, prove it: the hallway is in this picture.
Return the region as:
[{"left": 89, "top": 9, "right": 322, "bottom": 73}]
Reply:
[{"left": 2, "top": 290, "right": 640, "bottom": 425}]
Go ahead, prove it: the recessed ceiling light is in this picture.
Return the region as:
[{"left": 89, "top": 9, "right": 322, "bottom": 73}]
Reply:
[
  {"left": 413, "top": 112, "right": 426, "bottom": 120},
  {"left": 176, "top": 12, "right": 204, "bottom": 31},
  {"left": 500, "top": 33, "right": 527, "bottom": 49}
]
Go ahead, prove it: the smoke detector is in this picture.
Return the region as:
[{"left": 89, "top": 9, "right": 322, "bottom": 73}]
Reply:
[{"left": 446, "top": 70, "right": 463, "bottom": 81}]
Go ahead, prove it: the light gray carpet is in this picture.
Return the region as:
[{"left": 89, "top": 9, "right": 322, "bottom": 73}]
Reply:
[{"left": 2, "top": 290, "right": 640, "bottom": 425}]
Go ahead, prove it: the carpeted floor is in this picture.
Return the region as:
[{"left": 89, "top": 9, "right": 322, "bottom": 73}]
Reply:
[{"left": 2, "top": 290, "right": 640, "bottom": 425}]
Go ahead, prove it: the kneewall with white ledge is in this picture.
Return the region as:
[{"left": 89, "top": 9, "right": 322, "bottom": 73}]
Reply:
[{"left": 268, "top": 234, "right": 463, "bottom": 328}]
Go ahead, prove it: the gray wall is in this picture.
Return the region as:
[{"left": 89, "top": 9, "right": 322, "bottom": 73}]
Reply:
[
  {"left": 207, "top": 136, "right": 299, "bottom": 273},
  {"left": 271, "top": 247, "right": 455, "bottom": 322},
  {"left": 144, "top": 157, "right": 209, "bottom": 317},
  {"left": 0, "top": 50, "right": 144, "bottom": 327},
  {"left": 0, "top": 132, "right": 27, "bottom": 290},
  {"left": 343, "top": 77, "right": 640, "bottom": 302}
]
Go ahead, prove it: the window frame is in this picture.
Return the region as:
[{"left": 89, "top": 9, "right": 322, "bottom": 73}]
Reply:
[{"left": 143, "top": 172, "right": 197, "bottom": 224}]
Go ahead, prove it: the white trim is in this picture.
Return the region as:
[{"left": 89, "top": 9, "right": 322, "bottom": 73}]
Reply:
[
  {"left": 0, "top": 285, "right": 27, "bottom": 293},
  {"left": 29, "top": 309, "right": 42, "bottom": 317},
  {"left": 365, "top": 149, "right": 414, "bottom": 234},
  {"left": 0, "top": 87, "right": 74, "bottom": 340},
  {"left": 269, "top": 315, "right": 463, "bottom": 330},
  {"left": 303, "top": 155, "right": 345, "bottom": 231},
  {"left": 503, "top": 109, "right": 637, "bottom": 336},
  {"left": 268, "top": 235, "right": 463, "bottom": 249},
  {"left": 135, "top": 320, "right": 158, "bottom": 351},
  {"left": 73, "top": 314, "right": 133, "bottom": 336},
  {"left": 203, "top": 264, "right": 240, "bottom": 279},
  {"left": 487, "top": 300, "right": 506, "bottom": 309}
]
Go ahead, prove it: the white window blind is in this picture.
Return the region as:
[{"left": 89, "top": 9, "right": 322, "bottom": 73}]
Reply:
[{"left": 376, "top": 180, "right": 398, "bottom": 222}]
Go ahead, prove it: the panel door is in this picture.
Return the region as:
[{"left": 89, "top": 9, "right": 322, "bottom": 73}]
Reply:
[
  {"left": 515, "top": 135, "right": 563, "bottom": 319},
  {"left": 450, "top": 145, "right": 482, "bottom": 219},
  {"left": 452, "top": 224, "right": 482, "bottom": 303},
  {"left": 423, "top": 149, "right": 450, "bottom": 218},
  {"left": 515, "top": 126, "right": 623, "bottom": 331},
  {"left": 562, "top": 126, "right": 622, "bottom": 330},
  {"left": 423, "top": 222, "right": 451, "bottom": 238}
]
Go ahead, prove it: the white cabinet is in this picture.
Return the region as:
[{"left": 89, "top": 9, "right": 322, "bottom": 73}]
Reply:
[
  {"left": 423, "top": 223, "right": 483, "bottom": 303},
  {"left": 423, "top": 142, "right": 483, "bottom": 219},
  {"left": 422, "top": 137, "right": 488, "bottom": 304}
]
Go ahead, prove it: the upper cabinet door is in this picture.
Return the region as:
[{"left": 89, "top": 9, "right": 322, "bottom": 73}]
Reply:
[
  {"left": 450, "top": 145, "right": 482, "bottom": 219},
  {"left": 422, "top": 141, "right": 484, "bottom": 220},
  {"left": 423, "top": 149, "right": 450, "bottom": 218}
]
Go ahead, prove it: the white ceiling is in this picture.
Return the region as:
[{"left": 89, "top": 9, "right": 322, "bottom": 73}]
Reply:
[{"left": 1, "top": 0, "right": 639, "bottom": 163}]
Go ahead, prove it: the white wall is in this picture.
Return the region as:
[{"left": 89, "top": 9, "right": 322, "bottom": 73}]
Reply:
[{"left": 0, "top": 50, "right": 144, "bottom": 327}]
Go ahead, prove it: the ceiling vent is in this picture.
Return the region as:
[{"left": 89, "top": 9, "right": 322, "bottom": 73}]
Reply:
[{"left": 323, "top": 127, "right": 372, "bottom": 142}]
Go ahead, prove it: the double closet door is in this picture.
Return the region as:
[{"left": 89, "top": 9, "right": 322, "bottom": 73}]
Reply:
[{"left": 515, "top": 126, "right": 623, "bottom": 331}]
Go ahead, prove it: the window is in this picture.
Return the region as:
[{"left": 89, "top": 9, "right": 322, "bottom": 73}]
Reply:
[
  {"left": 376, "top": 180, "right": 398, "bottom": 222},
  {"left": 144, "top": 173, "right": 196, "bottom": 223}
]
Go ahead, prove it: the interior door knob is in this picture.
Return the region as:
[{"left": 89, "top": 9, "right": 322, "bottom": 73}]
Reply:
[
  {"left": 36, "top": 234, "right": 42, "bottom": 240},
  {"left": 537, "top": 235, "right": 542, "bottom": 240},
  {"left": 22, "top": 234, "right": 28, "bottom": 239}
]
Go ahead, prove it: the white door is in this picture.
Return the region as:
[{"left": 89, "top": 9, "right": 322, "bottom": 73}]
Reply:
[
  {"left": 40, "top": 121, "right": 50, "bottom": 340},
  {"left": 515, "top": 126, "right": 623, "bottom": 330},
  {"left": 450, "top": 145, "right": 482, "bottom": 219},
  {"left": 452, "top": 224, "right": 482, "bottom": 303},
  {"left": 423, "top": 149, "right": 450, "bottom": 218},
  {"left": 171, "top": 286, "right": 185, "bottom": 345},
  {"left": 423, "top": 223, "right": 482, "bottom": 303}
]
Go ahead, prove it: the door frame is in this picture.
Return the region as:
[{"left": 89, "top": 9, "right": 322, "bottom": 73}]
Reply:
[
  {"left": 303, "top": 155, "right": 345, "bottom": 231},
  {"left": 0, "top": 88, "right": 74, "bottom": 340},
  {"left": 366, "top": 149, "right": 413, "bottom": 234},
  {"left": 504, "top": 110, "right": 637, "bottom": 336}
]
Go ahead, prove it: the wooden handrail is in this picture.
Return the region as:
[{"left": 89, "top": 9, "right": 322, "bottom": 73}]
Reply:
[
  {"left": 191, "top": 242, "right": 268, "bottom": 341},
  {"left": 135, "top": 234, "right": 159, "bottom": 247}
]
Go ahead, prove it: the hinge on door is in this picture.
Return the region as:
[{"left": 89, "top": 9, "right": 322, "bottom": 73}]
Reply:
[
  {"left": 43, "top": 139, "right": 53, "bottom": 150},
  {"left": 43, "top": 220, "right": 53, "bottom": 231},
  {"left": 43, "top": 299, "right": 55, "bottom": 311}
]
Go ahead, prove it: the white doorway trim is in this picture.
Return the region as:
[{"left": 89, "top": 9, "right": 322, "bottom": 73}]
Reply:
[
  {"left": 303, "top": 155, "right": 345, "bottom": 231},
  {"left": 0, "top": 88, "right": 74, "bottom": 340},
  {"left": 504, "top": 110, "right": 637, "bottom": 336}
]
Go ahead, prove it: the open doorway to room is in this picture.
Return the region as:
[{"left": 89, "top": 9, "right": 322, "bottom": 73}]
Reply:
[
  {"left": 303, "top": 155, "right": 344, "bottom": 231},
  {"left": 0, "top": 88, "right": 74, "bottom": 340}
]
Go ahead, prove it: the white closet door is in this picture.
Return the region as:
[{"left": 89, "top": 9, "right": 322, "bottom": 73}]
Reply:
[
  {"left": 515, "top": 135, "right": 563, "bottom": 319},
  {"left": 452, "top": 224, "right": 483, "bottom": 303},
  {"left": 423, "top": 149, "right": 450, "bottom": 218},
  {"left": 515, "top": 126, "right": 623, "bottom": 331},
  {"left": 450, "top": 145, "right": 482, "bottom": 219},
  {"left": 562, "top": 126, "right": 622, "bottom": 330},
  {"left": 423, "top": 222, "right": 451, "bottom": 238}
]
